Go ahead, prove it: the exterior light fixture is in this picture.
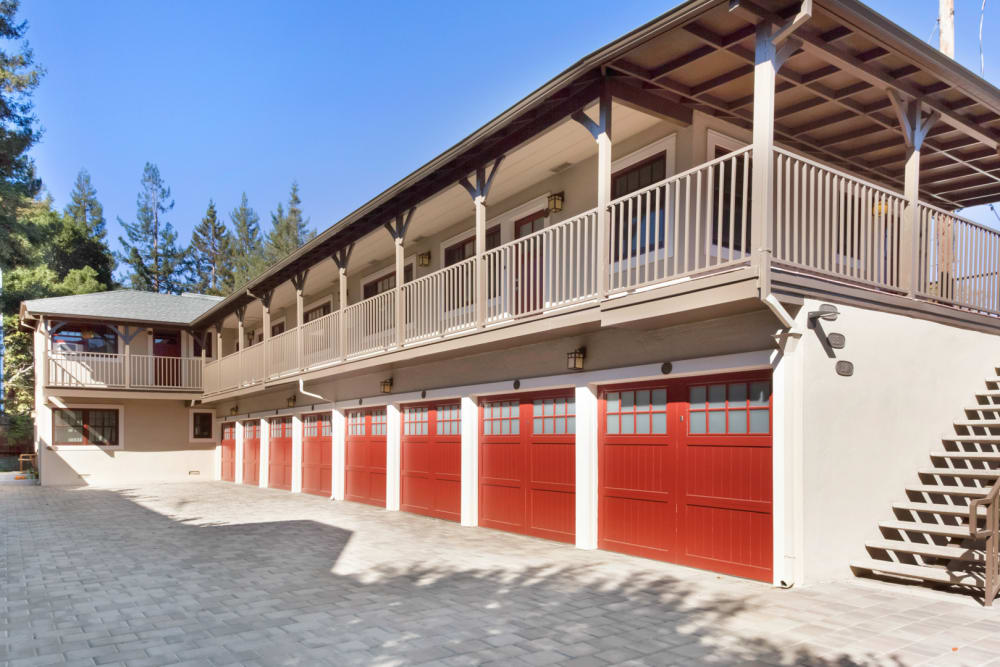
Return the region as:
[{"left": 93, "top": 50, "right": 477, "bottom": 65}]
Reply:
[
  {"left": 229, "top": 406, "right": 238, "bottom": 416},
  {"left": 547, "top": 192, "right": 565, "bottom": 214},
  {"left": 566, "top": 347, "right": 586, "bottom": 371},
  {"left": 287, "top": 395, "right": 297, "bottom": 409},
  {"left": 417, "top": 251, "right": 431, "bottom": 267},
  {"left": 380, "top": 378, "right": 393, "bottom": 394},
  {"left": 81, "top": 328, "right": 94, "bottom": 339},
  {"left": 808, "top": 303, "right": 839, "bottom": 322}
]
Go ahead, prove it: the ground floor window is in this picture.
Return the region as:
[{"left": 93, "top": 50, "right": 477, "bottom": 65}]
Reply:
[
  {"left": 53, "top": 408, "right": 121, "bottom": 447},
  {"left": 190, "top": 411, "right": 214, "bottom": 441}
]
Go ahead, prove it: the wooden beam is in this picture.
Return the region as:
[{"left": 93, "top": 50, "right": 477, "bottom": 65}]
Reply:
[{"left": 605, "top": 78, "right": 693, "bottom": 124}]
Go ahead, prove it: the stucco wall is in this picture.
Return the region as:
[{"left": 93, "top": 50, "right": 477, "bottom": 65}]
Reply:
[
  {"left": 793, "top": 297, "right": 1000, "bottom": 583},
  {"left": 37, "top": 396, "right": 216, "bottom": 486}
]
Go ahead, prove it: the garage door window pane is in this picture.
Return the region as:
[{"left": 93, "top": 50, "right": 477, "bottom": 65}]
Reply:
[
  {"left": 621, "top": 413, "right": 635, "bottom": 434},
  {"left": 371, "top": 410, "right": 387, "bottom": 435},
  {"left": 438, "top": 404, "right": 460, "bottom": 435},
  {"left": 607, "top": 392, "right": 619, "bottom": 413},
  {"left": 652, "top": 389, "right": 666, "bottom": 412},
  {"left": 606, "top": 414, "right": 619, "bottom": 434},
  {"left": 689, "top": 410, "right": 706, "bottom": 434},
  {"left": 728, "top": 410, "right": 748, "bottom": 434},
  {"left": 652, "top": 412, "right": 667, "bottom": 434},
  {"left": 750, "top": 409, "right": 769, "bottom": 433},
  {"left": 607, "top": 387, "right": 666, "bottom": 436},
  {"left": 708, "top": 410, "right": 726, "bottom": 433},
  {"left": 728, "top": 383, "right": 747, "bottom": 404},
  {"left": 708, "top": 384, "right": 726, "bottom": 408},
  {"left": 749, "top": 381, "right": 771, "bottom": 406},
  {"left": 636, "top": 413, "right": 650, "bottom": 434}
]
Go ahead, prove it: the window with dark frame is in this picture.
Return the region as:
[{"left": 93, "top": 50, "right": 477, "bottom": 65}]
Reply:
[
  {"left": 363, "top": 265, "right": 414, "bottom": 300},
  {"left": 304, "top": 302, "right": 332, "bottom": 323},
  {"left": 53, "top": 408, "right": 120, "bottom": 446},
  {"left": 192, "top": 412, "right": 213, "bottom": 439},
  {"left": 710, "top": 144, "right": 751, "bottom": 252},
  {"left": 271, "top": 321, "right": 286, "bottom": 337},
  {"left": 611, "top": 154, "right": 668, "bottom": 258},
  {"left": 444, "top": 226, "right": 501, "bottom": 267},
  {"left": 50, "top": 323, "right": 119, "bottom": 354},
  {"left": 193, "top": 334, "right": 213, "bottom": 358}
]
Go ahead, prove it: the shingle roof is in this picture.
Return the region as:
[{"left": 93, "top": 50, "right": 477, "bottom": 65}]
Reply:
[{"left": 22, "top": 290, "right": 223, "bottom": 326}]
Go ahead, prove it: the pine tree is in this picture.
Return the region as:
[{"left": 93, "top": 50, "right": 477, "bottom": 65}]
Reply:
[
  {"left": 228, "top": 192, "right": 266, "bottom": 289},
  {"left": 265, "top": 182, "right": 313, "bottom": 262},
  {"left": 0, "top": 0, "right": 44, "bottom": 269},
  {"left": 184, "top": 199, "right": 232, "bottom": 295},
  {"left": 50, "top": 169, "right": 115, "bottom": 287},
  {"left": 117, "top": 163, "right": 186, "bottom": 293}
]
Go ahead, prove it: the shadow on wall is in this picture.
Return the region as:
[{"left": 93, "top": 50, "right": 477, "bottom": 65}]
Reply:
[{"left": 3, "top": 485, "right": 884, "bottom": 666}]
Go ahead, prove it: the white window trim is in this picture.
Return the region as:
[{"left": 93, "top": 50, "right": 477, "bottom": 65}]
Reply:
[
  {"left": 706, "top": 130, "right": 750, "bottom": 259},
  {"left": 611, "top": 133, "right": 677, "bottom": 178},
  {"left": 359, "top": 256, "right": 417, "bottom": 294},
  {"left": 49, "top": 403, "right": 124, "bottom": 451},
  {"left": 439, "top": 192, "right": 551, "bottom": 261},
  {"left": 189, "top": 408, "right": 217, "bottom": 443}
]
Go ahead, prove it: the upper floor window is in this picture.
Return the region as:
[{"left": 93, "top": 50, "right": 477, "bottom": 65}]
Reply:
[
  {"left": 51, "top": 323, "right": 118, "bottom": 354},
  {"left": 304, "top": 301, "right": 331, "bottom": 323},
  {"left": 271, "top": 321, "right": 286, "bottom": 337},
  {"left": 612, "top": 154, "right": 666, "bottom": 200},
  {"left": 363, "top": 265, "right": 413, "bottom": 300},
  {"left": 611, "top": 154, "right": 668, "bottom": 258},
  {"left": 444, "top": 226, "right": 500, "bottom": 267},
  {"left": 193, "top": 333, "right": 212, "bottom": 358},
  {"left": 710, "top": 144, "right": 751, "bottom": 252}
]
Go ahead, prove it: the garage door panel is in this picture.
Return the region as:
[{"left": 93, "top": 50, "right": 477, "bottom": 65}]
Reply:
[
  {"left": 345, "top": 408, "right": 387, "bottom": 507},
  {"left": 603, "top": 442, "right": 673, "bottom": 494},
  {"left": 528, "top": 442, "right": 574, "bottom": 486},
  {"left": 601, "top": 495, "right": 676, "bottom": 557},
  {"left": 402, "top": 441, "right": 429, "bottom": 474},
  {"left": 684, "top": 504, "right": 773, "bottom": 575},
  {"left": 481, "top": 441, "right": 522, "bottom": 481},
  {"left": 401, "top": 474, "right": 433, "bottom": 511},
  {"left": 528, "top": 488, "right": 575, "bottom": 541},
  {"left": 433, "top": 480, "right": 461, "bottom": 520},
  {"left": 685, "top": 443, "right": 771, "bottom": 503},
  {"left": 481, "top": 483, "right": 524, "bottom": 529},
  {"left": 432, "top": 442, "right": 461, "bottom": 477}
]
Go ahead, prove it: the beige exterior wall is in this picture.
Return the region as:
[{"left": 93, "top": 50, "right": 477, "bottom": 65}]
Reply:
[
  {"left": 790, "top": 297, "right": 1000, "bottom": 584},
  {"left": 35, "top": 394, "right": 216, "bottom": 487}
]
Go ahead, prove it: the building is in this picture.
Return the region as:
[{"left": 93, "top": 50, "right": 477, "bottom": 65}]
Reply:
[{"left": 19, "top": 0, "right": 1000, "bottom": 604}]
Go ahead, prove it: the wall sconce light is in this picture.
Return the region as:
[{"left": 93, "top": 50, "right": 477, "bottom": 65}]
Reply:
[
  {"left": 380, "top": 378, "right": 393, "bottom": 394},
  {"left": 287, "top": 395, "right": 297, "bottom": 409},
  {"left": 417, "top": 251, "right": 431, "bottom": 267},
  {"left": 229, "top": 406, "right": 238, "bottom": 416},
  {"left": 547, "top": 192, "right": 565, "bottom": 214},
  {"left": 566, "top": 347, "right": 586, "bottom": 371}
]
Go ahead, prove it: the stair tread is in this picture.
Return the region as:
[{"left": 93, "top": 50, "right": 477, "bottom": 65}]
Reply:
[
  {"left": 851, "top": 558, "right": 985, "bottom": 586},
  {"left": 943, "top": 435, "right": 1000, "bottom": 442},
  {"left": 865, "top": 539, "right": 984, "bottom": 560},
  {"left": 906, "top": 484, "right": 990, "bottom": 496},
  {"left": 919, "top": 468, "right": 999, "bottom": 477},
  {"left": 931, "top": 451, "right": 1000, "bottom": 459},
  {"left": 893, "top": 501, "right": 986, "bottom": 516},
  {"left": 955, "top": 419, "right": 1000, "bottom": 426},
  {"left": 879, "top": 520, "right": 978, "bottom": 537}
]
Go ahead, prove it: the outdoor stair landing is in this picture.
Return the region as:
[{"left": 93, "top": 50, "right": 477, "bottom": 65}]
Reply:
[{"left": 851, "top": 370, "right": 1000, "bottom": 605}]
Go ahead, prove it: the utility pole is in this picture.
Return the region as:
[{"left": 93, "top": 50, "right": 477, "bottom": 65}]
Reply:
[{"left": 940, "top": 0, "right": 955, "bottom": 58}]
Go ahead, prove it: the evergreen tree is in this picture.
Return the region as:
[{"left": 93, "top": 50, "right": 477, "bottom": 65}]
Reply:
[
  {"left": 0, "top": 0, "right": 44, "bottom": 269},
  {"left": 265, "top": 182, "right": 313, "bottom": 262},
  {"left": 50, "top": 169, "right": 115, "bottom": 286},
  {"left": 117, "top": 163, "right": 186, "bottom": 293},
  {"left": 185, "top": 199, "right": 232, "bottom": 295},
  {"left": 228, "top": 192, "right": 266, "bottom": 289}
]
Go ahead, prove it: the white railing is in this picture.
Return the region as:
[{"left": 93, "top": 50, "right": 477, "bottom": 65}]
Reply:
[
  {"left": 129, "top": 355, "right": 202, "bottom": 390},
  {"left": 302, "top": 311, "right": 339, "bottom": 368},
  {"left": 242, "top": 341, "right": 265, "bottom": 386},
  {"left": 220, "top": 352, "right": 240, "bottom": 391},
  {"left": 343, "top": 289, "right": 395, "bottom": 357},
  {"left": 204, "top": 359, "right": 220, "bottom": 394},
  {"left": 48, "top": 352, "right": 125, "bottom": 388},
  {"left": 608, "top": 147, "right": 753, "bottom": 294},
  {"left": 774, "top": 148, "right": 906, "bottom": 291},
  {"left": 267, "top": 326, "right": 299, "bottom": 378},
  {"left": 402, "top": 256, "right": 476, "bottom": 343},
  {"left": 916, "top": 204, "right": 1000, "bottom": 315},
  {"left": 484, "top": 208, "right": 599, "bottom": 322}
]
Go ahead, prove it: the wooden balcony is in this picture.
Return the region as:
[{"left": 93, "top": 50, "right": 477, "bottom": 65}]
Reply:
[
  {"left": 202, "top": 145, "right": 1000, "bottom": 398},
  {"left": 47, "top": 352, "right": 203, "bottom": 391}
]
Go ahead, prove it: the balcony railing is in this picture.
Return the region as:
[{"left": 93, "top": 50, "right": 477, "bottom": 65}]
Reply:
[
  {"left": 199, "top": 145, "right": 1000, "bottom": 396},
  {"left": 47, "top": 352, "right": 201, "bottom": 391}
]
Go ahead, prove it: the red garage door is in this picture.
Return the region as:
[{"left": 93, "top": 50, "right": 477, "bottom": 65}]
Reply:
[
  {"left": 345, "top": 408, "right": 387, "bottom": 507},
  {"left": 302, "top": 413, "right": 332, "bottom": 497},
  {"left": 401, "top": 402, "right": 461, "bottom": 522},
  {"left": 479, "top": 391, "right": 575, "bottom": 543},
  {"left": 268, "top": 416, "right": 293, "bottom": 491},
  {"left": 220, "top": 422, "right": 236, "bottom": 482},
  {"left": 599, "top": 372, "right": 773, "bottom": 582},
  {"left": 243, "top": 420, "right": 260, "bottom": 485}
]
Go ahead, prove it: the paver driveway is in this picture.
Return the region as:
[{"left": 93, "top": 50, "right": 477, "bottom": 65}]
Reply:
[{"left": 2, "top": 482, "right": 999, "bottom": 667}]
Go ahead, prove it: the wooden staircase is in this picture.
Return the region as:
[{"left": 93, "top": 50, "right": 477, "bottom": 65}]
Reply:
[{"left": 850, "top": 382, "right": 1000, "bottom": 606}]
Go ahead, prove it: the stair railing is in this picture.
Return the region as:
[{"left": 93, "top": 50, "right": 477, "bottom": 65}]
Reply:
[{"left": 969, "top": 479, "right": 1000, "bottom": 606}]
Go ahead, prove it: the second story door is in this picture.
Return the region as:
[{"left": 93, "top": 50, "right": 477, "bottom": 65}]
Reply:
[{"left": 152, "top": 330, "right": 181, "bottom": 387}]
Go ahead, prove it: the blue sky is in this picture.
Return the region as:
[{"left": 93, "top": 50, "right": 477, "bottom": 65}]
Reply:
[{"left": 21, "top": 0, "right": 1000, "bottom": 254}]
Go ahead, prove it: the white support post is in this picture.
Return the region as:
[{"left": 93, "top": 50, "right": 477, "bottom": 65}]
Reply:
[
  {"left": 595, "top": 110, "right": 612, "bottom": 300},
  {"left": 295, "top": 287, "right": 305, "bottom": 370},
  {"left": 385, "top": 402, "right": 402, "bottom": 511},
  {"left": 123, "top": 332, "right": 132, "bottom": 389},
  {"left": 460, "top": 395, "right": 479, "bottom": 526},
  {"left": 395, "top": 237, "right": 405, "bottom": 348},
  {"left": 331, "top": 407, "right": 346, "bottom": 500},
  {"left": 235, "top": 420, "right": 245, "bottom": 485},
  {"left": 291, "top": 413, "right": 303, "bottom": 493},
  {"left": 338, "top": 267, "right": 347, "bottom": 360},
  {"left": 259, "top": 417, "right": 270, "bottom": 489},
  {"left": 236, "top": 315, "right": 245, "bottom": 383},
  {"left": 262, "top": 304, "right": 271, "bottom": 377},
  {"left": 474, "top": 197, "right": 487, "bottom": 327},
  {"left": 772, "top": 328, "right": 805, "bottom": 586},
  {"left": 574, "top": 384, "right": 599, "bottom": 549}
]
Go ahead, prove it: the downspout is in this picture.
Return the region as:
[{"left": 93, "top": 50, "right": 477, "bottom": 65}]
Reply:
[
  {"left": 298, "top": 378, "right": 327, "bottom": 403},
  {"left": 763, "top": 293, "right": 797, "bottom": 333}
]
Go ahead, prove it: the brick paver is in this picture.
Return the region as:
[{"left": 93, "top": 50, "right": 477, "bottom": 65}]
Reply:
[{"left": 2, "top": 482, "right": 998, "bottom": 666}]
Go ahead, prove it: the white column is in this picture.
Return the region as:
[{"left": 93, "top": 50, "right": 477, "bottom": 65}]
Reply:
[
  {"left": 235, "top": 420, "right": 245, "bottom": 484},
  {"left": 474, "top": 196, "right": 487, "bottom": 327},
  {"left": 295, "top": 287, "right": 305, "bottom": 370},
  {"left": 262, "top": 303, "right": 271, "bottom": 378},
  {"left": 259, "top": 417, "right": 270, "bottom": 488},
  {"left": 385, "top": 402, "right": 401, "bottom": 511},
  {"left": 460, "top": 395, "right": 479, "bottom": 526},
  {"left": 772, "top": 330, "right": 805, "bottom": 587},
  {"left": 574, "top": 384, "right": 599, "bottom": 549},
  {"left": 331, "top": 407, "right": 346, "bottom": 500},
  {"left": 337, "top": 268, "right": 347, "bottom": 360},
  {"left": 291, "top": 413, "right": 303, "bottom": 493},
  {"left": 395, "top": 237, "right": 405, "bottom": 347},
  {"left": 596, "top": 131, "right": 611, "bottom": 299}
]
